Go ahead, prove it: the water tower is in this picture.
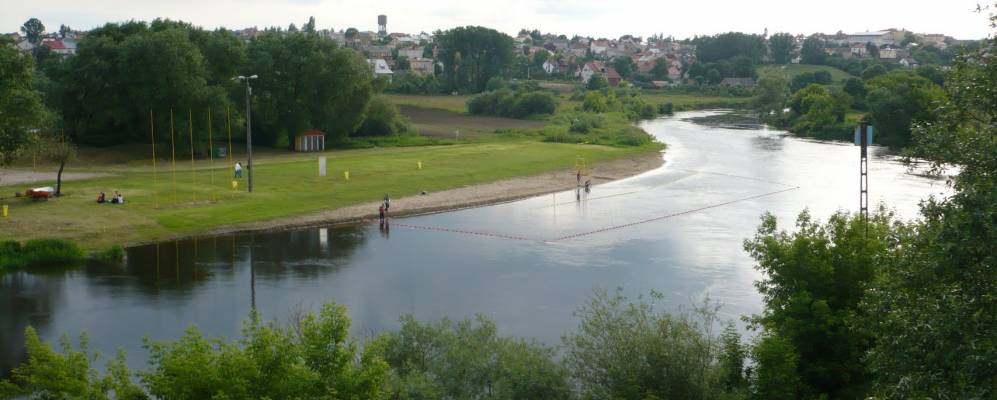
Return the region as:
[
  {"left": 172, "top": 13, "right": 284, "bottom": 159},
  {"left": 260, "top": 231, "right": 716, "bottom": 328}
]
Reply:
[{"left": 377, "top": 15, "right": 387, "bottom": 37}]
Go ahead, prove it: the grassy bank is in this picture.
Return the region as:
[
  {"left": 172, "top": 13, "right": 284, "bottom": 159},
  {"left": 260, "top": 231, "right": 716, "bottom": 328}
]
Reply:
[{"left": 0, "top": 139, "right": 661, "bottom": 249}]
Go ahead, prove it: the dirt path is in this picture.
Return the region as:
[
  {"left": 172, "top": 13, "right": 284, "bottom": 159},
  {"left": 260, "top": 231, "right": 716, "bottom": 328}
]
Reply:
[
  {"left": 0, "top": 170, "right": 112, "bottom": 187},
  {"left": 196, "top": 151, "right": 664, "bottom": 239}
]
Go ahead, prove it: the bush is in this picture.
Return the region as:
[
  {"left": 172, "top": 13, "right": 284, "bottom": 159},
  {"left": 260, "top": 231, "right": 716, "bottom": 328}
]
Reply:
[
  {"left": 467, "top": 89, "right": 556, "bottom": 118},
  {"left": 354, "top": 96, "right": 412, "bottom": 137},
  {"left": 569, "top": 114, "right": 606, "bottom": 133},
  {"left": 582, "top": 91, "right": 610, "bottom": 112},
  {"left": 658, "top": 102, "right": 675, "bottom": 115},
  {"left": 91, "top": 245, "right": 124, "bottom": 264},
  {"left": 0, "top": 239, "right": 86, "bottom": 269}
]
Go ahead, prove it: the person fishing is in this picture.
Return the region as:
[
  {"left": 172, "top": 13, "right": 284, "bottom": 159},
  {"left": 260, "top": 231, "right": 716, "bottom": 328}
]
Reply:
[
  {"left": 378, "top": 204, "right": 385, "bottom": 223},
  {"left": 383, "top": 194, "right": 390, "bottom": 212}
]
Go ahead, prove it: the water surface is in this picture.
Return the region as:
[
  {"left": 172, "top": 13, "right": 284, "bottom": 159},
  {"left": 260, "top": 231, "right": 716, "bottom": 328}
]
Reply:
[{"left": 0, "top": 111, "right": 949, "bottom": 375}]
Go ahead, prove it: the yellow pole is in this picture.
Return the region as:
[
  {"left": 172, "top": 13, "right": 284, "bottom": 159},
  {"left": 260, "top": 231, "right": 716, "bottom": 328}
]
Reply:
[
  {"left": 150, "top": 110, "right": 158, "bottom": 209},
  {"left": 170, "top": 108, "right": 177, "bottom": 204},
  {"left": 189, "top": 108, "right": 196, "bottom": 203},
  {"left": 208, "top": 108, "right": 215, "bottom": 202}
]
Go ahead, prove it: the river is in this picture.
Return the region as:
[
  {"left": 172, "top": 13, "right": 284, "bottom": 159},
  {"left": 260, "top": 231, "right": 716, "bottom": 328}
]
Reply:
[{"left": 0, "top": 110, "right": 950, "bottom": 376}]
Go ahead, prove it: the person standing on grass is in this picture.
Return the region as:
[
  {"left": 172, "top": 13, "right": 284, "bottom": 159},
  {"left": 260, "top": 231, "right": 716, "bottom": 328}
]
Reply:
[
  {"left": 235, "top": 162, "right": 243, "bottom": 179},
  {"left": 383, "top": 194, "right": 390, "bottom": 213}
]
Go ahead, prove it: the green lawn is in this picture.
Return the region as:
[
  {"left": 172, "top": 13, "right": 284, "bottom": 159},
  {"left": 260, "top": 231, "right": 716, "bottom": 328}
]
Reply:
[
  {"left": 0, "top": 140, "right": 660, "bottom": 249},
  {"left": 757, "top": 64, "right": 855, "bottom": 83},
  {"left": 384, "top": 94, "right": 472, "bottom": 113}
]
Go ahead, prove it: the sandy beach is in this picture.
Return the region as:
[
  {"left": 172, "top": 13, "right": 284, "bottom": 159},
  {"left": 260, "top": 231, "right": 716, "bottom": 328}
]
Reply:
[{"left": 199, "top": 151, "right": 664, "bottom": 238}]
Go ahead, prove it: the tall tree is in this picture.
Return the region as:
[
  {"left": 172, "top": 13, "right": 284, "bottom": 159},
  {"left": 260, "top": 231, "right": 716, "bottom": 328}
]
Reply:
[
  {"left": 768, "top": 32, "right": 796, "bottom": 64},
  {"left": 862, "top": 20, "right": 997, "bottom": 397},
  {"left": 245, "top": 30, "right": 374, "bottom": 146},
  {"left": 435, "top": 26, "right": 514, "bottom": 93},
  {"left": 0, "top": 36, "right": 49, "bottom": 169},
  {"left": 58, "top": 24, "right": 71, "bottom": 39},
  {"left": 20, "top": 18, "right": 45, "bottom": 44},
  {"left": 800, "top": 35, "right": 826, "bottom": 64},
  {"left": 693, "top": 32, "right": 767, "bottom": 63},
  {"left": 745, "top": 210, "right": 898, "bottom": 398},
  {"left": 752, "top": 73, "right": 789, "bottom": 113},
  {"left": 865, "top": 71, "right": 945, "bottom": 147}
]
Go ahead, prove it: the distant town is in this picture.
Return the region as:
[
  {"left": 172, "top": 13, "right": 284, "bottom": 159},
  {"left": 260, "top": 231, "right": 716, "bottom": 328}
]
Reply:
[{"left": 7, "top": 14, "right": 970, "bottom": 90}]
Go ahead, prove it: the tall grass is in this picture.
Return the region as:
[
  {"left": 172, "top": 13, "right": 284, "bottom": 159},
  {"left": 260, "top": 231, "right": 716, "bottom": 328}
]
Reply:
[{"left": 0, "top": 239, "right": 85, "bottom": 269}]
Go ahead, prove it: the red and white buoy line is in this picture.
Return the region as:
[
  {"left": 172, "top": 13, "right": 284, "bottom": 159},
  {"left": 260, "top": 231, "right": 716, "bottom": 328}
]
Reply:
[{"left": 379, "top": 185, "right": 799, "bottom": 243}]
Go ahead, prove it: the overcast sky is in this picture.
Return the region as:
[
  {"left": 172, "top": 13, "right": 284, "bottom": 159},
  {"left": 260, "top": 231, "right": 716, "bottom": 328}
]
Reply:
[{"left": 4, "top": 0, "right": 994, "bottom": 40}]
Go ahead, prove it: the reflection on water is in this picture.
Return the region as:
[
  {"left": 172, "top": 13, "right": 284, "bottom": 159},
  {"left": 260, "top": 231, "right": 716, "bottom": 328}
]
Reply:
[{"left": 0, "top": 111, "right": 949, "bottom": 376}]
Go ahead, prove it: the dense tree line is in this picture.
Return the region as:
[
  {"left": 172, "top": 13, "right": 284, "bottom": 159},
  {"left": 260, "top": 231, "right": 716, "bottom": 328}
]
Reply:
[
  {"left": 692, "top": 32, "right": 767, "bottom": 63},
  {"left": 13, "top": 18, "right": 409, "bottom": 152},
  {"left": 435, "top": 26, "right": 515, "bottom": 93}
]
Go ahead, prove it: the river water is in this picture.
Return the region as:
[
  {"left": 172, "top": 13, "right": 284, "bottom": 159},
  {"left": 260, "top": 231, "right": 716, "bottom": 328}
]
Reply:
[{"left": 0, "top": 110, "right": 950, "bottom": 376}]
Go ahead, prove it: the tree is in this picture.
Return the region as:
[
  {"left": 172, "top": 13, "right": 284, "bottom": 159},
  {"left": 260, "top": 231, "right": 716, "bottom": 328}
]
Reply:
[
  {"left": 435, "top": 26, "right": 515, "bottom": 93},
  {"left": 586, "top": 72, "right": 608, "bottom": 90},
  {"left": 611, "top": 56, "right": 636, "bottom": 79},
  {"left": 751, "top": 335, "right": 800, "bottom": 400},
  {"left": 245, "top": 30, "right": 375, "bottom": 146},
  {"left": 0, "top": 36, "right": 49, "bottom": 170},
  {"left": 800, "top": 35, "right": 826, "bottom": 64},
  {"left": 862, "top": 23, "right": 997, "bottom": 397},
  {"left": 395, "top": 55, "right": 410, "bottom": 70},
  {"left": 303, "top": 16, "right": 316, "bottom": 34},
  {"left": 374, "top": 314, "right": 571, "bottom": 399},
  {"left": 812, "top": 70, "right": 832, "bottom": 84},
  {"left": 745, "top": 209, "right": 899, "bottom": 398},
  {"left": 649, "top": 58, "right": 670, "bottom": 80},
  {"left": 563, "top": 289, "right": 736, "bottom": 400},
  {"left": 59, "top": 24, "right": 71, "bottom": 39},
  {"left": 20, "top": 18, "right": 45, "bottom": 44},
  {"left": 693, "top": 32, "right": 767, "bottom": 63},
  {"left": 865, "top": 71, "right": 945, "bottom": 147},
  {"left": 33, "top": 135, "right": 77, "bottom": 196},
  {"left": 752, "top": 73, "right": 789, "bottom": 113},
  {"left": 789, "top": 72, "right": 817, "bottom": 93},
  {"left": 843, "top": 77, "right": 867, "bottom": 109},
  {"left": 861, "top": 63, "right": 887, "bottom": 80},
  {"left": 915, "top": 64, "right": 945, "bottom": 86},
  {"left": 768, "top": 32, "right": 796, "bottom": 64},
  {"left": 730, "top": 56, "right": 756, "bottom": 78},
  {"left": 865, "top": 42, "right": 880, "bottom": 59},
  {"left": 706, "top": 69, "right": 721, "bottom": 84}
]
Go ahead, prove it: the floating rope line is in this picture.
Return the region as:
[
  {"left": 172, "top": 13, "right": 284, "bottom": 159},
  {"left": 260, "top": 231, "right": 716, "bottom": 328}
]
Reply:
[
  {"left": 384, "top": 186, "right": 799, "bottom": 243},
  {"left": 549, "top": 186, "right": 799, "bottom": 242},
  {"left": 531, "top": 167, "right": 796, "bottom": 210},
  {"left": 388, "top": 222, "right": 540, "bottom": 242}
]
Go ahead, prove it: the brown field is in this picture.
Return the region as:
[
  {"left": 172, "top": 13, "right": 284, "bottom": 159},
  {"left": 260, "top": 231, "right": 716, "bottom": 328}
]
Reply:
[{"left": 399, "top": 105, "right": 545, "bottom": 138}]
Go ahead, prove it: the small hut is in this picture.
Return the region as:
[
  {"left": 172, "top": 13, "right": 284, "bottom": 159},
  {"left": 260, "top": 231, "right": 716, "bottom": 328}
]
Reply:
[{"left": 295, "top": 129, "right": 326, "bottom": 152}]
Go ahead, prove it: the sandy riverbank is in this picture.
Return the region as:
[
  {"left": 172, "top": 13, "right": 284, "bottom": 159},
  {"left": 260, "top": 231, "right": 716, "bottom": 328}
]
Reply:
[{"left": 195, "top": 151, "right": 664, "bottom": 239}]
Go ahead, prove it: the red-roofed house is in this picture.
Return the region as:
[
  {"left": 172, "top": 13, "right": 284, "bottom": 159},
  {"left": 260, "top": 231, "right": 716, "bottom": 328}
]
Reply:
[
  {"left": 579, "top": 61, "right": 622, "bottom": 86},
  {"left": 41, "top": 38, "right": 74, "bottom": 55}
]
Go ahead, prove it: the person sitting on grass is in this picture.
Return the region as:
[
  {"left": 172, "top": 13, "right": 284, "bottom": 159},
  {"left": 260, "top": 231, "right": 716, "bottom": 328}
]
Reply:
[
  {"left": 110, "top": 191, "right": 124, "bottom": 204},
  {"left": 97, "top": 192, "right": 106, "bottom": 204}
]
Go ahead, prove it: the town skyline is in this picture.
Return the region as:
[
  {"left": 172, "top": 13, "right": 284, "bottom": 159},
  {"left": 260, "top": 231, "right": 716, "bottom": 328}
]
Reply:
[{"left": 4, "top": 0, "right": 993, "bottom": 40}]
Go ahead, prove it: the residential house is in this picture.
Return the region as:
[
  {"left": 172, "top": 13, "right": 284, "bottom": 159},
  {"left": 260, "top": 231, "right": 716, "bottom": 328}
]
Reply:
[
  {"left": 365, "top": 45, "right": 393, "bottom": 60},
  {"left": 879, "top": 47, "right": 899, "bottom": 59},
  {"left": 15, "top": 39, "right": 34, "bottom": 52},
  {"left": 589, "top": 39, "right": 610, "bottom": 56},
  {"left": 579, "top": 61, "right": 622, "bottom": 86},
  {"left": 368, "top": 59, "right": 394, "bottom": 81},
  {"left": 847, "top": 30, "right": 893, "bottom": 47},
  {"left": 409, "top": 57, "right": 434, "bottom": 76},
  {"left": 898, "top": 57, "right": 918, "bottom": 68},
  {"left": 398, "top": 46, "right": 424, "bottom": 60},
  {"left": 850, "top": 43, "right": 868, "bottom": 56},
  {"left": 542, "top": 59, "right": 559, "bottom": 74},
  {"left": 720, "top": 77, "right": 755, "bottom": 88},
  {"left": 919, "top": 33, "right": 947, "bottom": 48}
]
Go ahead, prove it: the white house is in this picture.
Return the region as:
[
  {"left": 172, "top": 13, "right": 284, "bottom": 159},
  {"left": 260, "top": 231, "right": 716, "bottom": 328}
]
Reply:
[
  {"left": 542, "top": 59, "right": 558, "bottom": 74},
  {"left": 368, "top": 59, "right": 394, "bottom": 81},
  {"left": 409, "top": 57, "right": 434, "bottom": 76},
  {"left": 879, "top": 48, "right": 898, "bottom": 59}
]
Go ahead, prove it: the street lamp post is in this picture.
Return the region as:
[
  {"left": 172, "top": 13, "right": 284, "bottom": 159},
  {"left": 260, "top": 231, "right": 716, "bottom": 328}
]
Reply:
[{"left": 237, "top": 75, "right": 258, "bottom": 192}]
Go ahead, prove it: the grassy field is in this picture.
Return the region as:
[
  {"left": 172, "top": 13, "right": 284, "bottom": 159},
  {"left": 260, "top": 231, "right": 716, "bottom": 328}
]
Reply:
[
  {"left": 384, "top": 94, "right": 472, "bottom": 113},
  {"left": 757, "top": 64, "right": 855, "bottom": 83},
  {"left": 0, "top": 140, "right": 660, "bottom": 249}
]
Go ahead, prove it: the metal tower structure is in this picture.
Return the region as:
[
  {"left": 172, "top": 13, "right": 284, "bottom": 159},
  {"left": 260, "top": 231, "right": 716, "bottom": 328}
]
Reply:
[{"left": 378, "top": 15, "right": 387, "bottom": 37}]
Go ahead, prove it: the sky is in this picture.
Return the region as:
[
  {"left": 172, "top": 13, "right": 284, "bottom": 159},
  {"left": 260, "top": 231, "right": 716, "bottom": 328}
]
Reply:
[{"left": 4, "top": 0, "right": 994, "bottom": 40}]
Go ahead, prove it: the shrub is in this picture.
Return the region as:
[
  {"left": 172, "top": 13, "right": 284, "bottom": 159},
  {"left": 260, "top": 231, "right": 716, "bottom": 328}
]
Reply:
[
  {"left": 582, "top": 91, "right": 609, "bottom": 112},
  {"left": 91, "top": 245, "right": 124, "bottom": 264},
  {"left": 467, "top": 90, "right": 556, "bottom": 118},
  {"left": 658, "top": 102, "right": 674, "bottom": 115},
  {"left": 354, "top": 96, "right": 412, "bottom": 137},
  {"left": 4, "top": 239, "right": 85, "bottom": 268}
]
